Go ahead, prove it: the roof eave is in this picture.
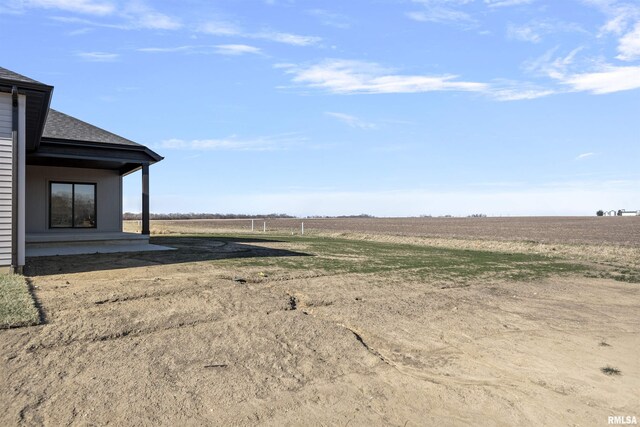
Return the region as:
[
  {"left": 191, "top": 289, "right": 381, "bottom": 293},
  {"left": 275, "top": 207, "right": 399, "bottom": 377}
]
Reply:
[
  {"left": 0, "top": 79, "right": 53, "bottom": 93},
  {"left": 40, "top": 137, "right": 164, "bottom": 164},
  {"left": 33, "top": 90, "right": 53, "bottom": 151},
  {"left": 0, "top": 80, "right": 54, "bottom": 152}
]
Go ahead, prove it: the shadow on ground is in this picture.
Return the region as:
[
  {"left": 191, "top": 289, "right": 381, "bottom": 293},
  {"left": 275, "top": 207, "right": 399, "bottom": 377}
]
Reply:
[
  {"left": 24, "top": 235, "right": 310, "bottom": 276},
  {"left": 24, "top": 278, "right": 48, "bottom": 325}
]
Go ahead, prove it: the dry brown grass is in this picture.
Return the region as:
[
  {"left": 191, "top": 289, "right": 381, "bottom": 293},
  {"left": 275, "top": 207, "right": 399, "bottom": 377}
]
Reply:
[{"left": 0, "top": 274, "right": 40, "bottom": 329}]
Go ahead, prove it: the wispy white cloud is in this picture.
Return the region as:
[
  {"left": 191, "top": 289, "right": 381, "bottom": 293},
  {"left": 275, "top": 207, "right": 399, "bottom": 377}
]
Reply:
[
  {"left": 29, "top": 0, "right": 181, "bottom": 30},
  {"left": 214, "top": 44, "right": 262, "bottom": 55},
  {"left": 138, "top": 45, "right": 197, "bottom": 53},
  {"left": 600, "top": 13, "right": 629, "bottom": 35},
  {"left": 617, "top": 22, "right": 640, "bottom": 61},
  {"left": 284, "top": 56, "right": 629, "bottom": 100},
  {"left": 0, "top": 1, "right": 24, "bottom": 15},
  {"left": 198, "top": 20, "right": 321, "bottom": 46},
  {"left": 485, "top": 0, "right": 534, "bottom": 7},
  {"left": 160, "top": 133, "right": 305, "bottom": 151},
  {"left": 507, "top": 20, "right": 584, "bottom": 43},
  {"left": 197, "top": 20, "right": 242, "bottom": 36},
  {"left": 262, "top": 0, "right": 297, "bottom": 5},
  {"left": 561, "top": 65, "right": 640, "bottom": 94},
  {"left": 406, "top": 8, "right": 474, "bottom": 25},
  {"left": 325, "top": 112, "right": 377, "bottom": 129},
  {"left": 508, "top": 23, "right": 543, "bottom": 43},
  {"left": 525, "top": 47, "right": 640, "bottom": 94},
  {"left": 138, "top": 44, "right": 262, "bottom": 56},
  {"left": 587, "top": 1, "right": 640, "bottom": 61},
  {"left": 407, "top": 1, "right": 476, "bottom": 27},
  {"left": 274, "top": 62, "right": 296, "bottom": 69},
  {"left": 576, "top": 152, "right": 595, "bottom": 159},
  {"left": 525, "top": 47, "right": 582, "bottom": 79},
  {"left": 122, "top": 2, "right": 181, "bottom": 30},
  {"left": 406, "top": 0, "right": 479, "bottom": 27},
  {"left": 25, "top": 0, "right": 114, "bottom": 15},
  {"left": 280, "top": 59, "right": 488, "bottom": 94},
  {"left": 51, "top": 15, "right": 127, "bottom": 29},
  {"left": 280, "top": 60, "right": 555, "bottom": 100},
  {"left": 17, "top": 1, "right": 320, "bottom": 44},
  {"left": 255, "top": 31, "right": 321, "bottom": 46},
  {"left": 307, "top": 9, "right": 351, "bottom": 29},
  {"left": 76, "top": 51, "right": 120, "bottom": 62},
  {"left": 489, "top": 85, "right": 555, "bottom": 100},
  {"left": 67, "top": 27, "right": 93, "bottom": 36},
  {"left": 592, "top": 0, "right": 640, "bottom": 36}
]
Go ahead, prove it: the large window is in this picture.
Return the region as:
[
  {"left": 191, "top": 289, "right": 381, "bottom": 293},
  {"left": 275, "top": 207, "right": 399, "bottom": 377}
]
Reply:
[{"left": 50, "top": 182, "right": 97, "bottom": 228}]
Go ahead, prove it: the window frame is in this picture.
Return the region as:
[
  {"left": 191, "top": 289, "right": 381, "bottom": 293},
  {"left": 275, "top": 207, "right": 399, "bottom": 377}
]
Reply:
[{"left": 48, "top": 181, "right": 98, "bottom": 229}]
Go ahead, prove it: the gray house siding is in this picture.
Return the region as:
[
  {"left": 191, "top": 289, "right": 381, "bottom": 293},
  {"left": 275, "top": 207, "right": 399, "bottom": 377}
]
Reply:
[
  {"left": 0, "top": 92, "right": 26, "bottom": 269},
  {"left": 0, "top": 93, "right": 26, "bottom": 267},
  {"left": 0, "top": 94, "right": 12, "bottom": 266},
  {"left": 26, "top": 165, "right": 123, "bottom": 234}
]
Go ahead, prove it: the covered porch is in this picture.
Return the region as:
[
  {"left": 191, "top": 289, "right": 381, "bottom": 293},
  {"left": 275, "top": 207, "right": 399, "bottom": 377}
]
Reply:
[{"left": 24, "top": 109, "right": 165, "bottom": 257}]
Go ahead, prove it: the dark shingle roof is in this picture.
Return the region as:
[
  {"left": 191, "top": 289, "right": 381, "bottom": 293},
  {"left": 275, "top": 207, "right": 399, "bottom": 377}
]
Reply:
[
  {"left": 0, "top": 66, "right": 46, "bottom": 86},
  {"left": 43, "top": 109, "right": 142, "bottom": 147}
]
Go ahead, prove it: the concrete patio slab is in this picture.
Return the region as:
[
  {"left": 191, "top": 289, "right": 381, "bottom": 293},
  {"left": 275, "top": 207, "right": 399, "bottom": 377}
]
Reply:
[{"left": 26, "top": 243, "right": 175, "bottom": 257}]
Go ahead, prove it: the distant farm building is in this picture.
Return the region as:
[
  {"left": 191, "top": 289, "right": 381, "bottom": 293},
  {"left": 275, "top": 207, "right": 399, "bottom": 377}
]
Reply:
[{"left": 602, "top": 209, "right": 639, "bottom": 216}]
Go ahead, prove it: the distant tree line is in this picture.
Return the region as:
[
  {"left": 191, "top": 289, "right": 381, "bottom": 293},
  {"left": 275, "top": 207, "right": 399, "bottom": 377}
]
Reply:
[
  {"left": 304, "top": 214, "right": 376, "bottom": 219},
  {"left": 123, "top": 212, "right": 495, "bottom": 220},
  {"left": 123, "top": 212, "right": 295, "bottom": 220}
]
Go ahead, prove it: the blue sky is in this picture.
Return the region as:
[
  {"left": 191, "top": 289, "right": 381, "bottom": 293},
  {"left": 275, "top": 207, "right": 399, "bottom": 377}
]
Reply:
[{"left": 2, "top": 0, "right": 639, "bottom": 216}]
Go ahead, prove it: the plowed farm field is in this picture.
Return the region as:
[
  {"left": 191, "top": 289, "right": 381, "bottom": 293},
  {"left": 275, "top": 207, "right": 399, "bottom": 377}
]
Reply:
[{"left": 143, "top": 216, "right": 640, "bottom": 246}]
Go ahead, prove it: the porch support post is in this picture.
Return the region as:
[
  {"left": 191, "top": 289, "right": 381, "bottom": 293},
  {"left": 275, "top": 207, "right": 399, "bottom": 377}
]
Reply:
[
  {"left": 141, "top": 163, "right": 150, "bottom": 236},
  {"left": 10, "top": 86, "right": 19, "bottom": 273}
]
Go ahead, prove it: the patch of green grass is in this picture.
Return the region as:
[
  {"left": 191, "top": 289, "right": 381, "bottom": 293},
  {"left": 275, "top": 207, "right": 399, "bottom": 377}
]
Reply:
[
  {"left": 584, "top": 268, "right": 640, "bottom": 283},
  {"left": 213, "top": 234, "right": 589, "bottom": 282},
  {"left": 0, "top": 274, "right": 40, "bottom": 329},
  {"left": 612, "top": 268, "right": 640, "bottom": 283}
]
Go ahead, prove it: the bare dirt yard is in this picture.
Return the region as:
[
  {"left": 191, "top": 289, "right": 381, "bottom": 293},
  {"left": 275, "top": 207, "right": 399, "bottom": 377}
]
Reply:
[{"left": 1, "top": 217, "right": 638, "bottom": 426}]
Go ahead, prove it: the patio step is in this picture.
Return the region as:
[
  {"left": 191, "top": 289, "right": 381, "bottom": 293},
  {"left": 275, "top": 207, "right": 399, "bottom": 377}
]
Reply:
[{"left": 26, "top": 232, "right": 149, "bottom": 248}]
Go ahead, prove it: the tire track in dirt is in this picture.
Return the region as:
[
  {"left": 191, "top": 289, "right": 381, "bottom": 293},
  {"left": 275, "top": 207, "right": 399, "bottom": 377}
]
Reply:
[{"left": 279, "top": 286, "right": 525, "bottom": 391}]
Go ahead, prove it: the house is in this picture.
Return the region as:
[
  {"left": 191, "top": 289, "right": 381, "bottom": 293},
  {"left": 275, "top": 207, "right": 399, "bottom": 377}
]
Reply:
[
  {"left": 0, "top": 66, "right": 163, "bottom": 273},
  {"left": 619, "top": 210, "right": 639, "bottom": 217}
]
